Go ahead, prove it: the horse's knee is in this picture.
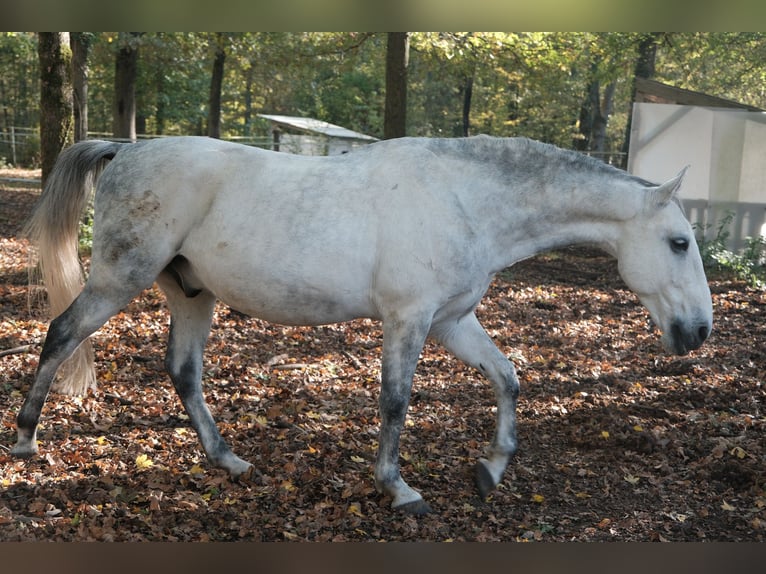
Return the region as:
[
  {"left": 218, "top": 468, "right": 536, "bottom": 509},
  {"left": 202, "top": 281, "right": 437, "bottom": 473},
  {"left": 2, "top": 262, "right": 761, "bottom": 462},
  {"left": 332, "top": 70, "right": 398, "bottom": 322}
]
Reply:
[
  {"left": 506, "top": 375, "right": 520, "bottom": 402},
  {"left": 379, "top": 388, "right": 409, "bottom": 423},
  {"left": 164, "top": 332, "right": 203, "bottom": 395},
  {"left": 165, "top": 353, "right": 197, "bottom": 392},
  {"left": 501, "top": 361, "right": 520, "bottom": 397},
  {"left": 37, "top": 311, "right": 80, "bottom": 366}
]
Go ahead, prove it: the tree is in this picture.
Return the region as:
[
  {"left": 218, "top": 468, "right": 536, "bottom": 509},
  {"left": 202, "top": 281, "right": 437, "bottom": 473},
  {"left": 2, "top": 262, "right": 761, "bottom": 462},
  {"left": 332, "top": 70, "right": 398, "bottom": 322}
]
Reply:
[
  {"left": 573, "top": 34, "right": 625, "bottom": 155},
  {"left": 620, "top": 33, "right": 665, "bottom": 163},
  {"left": 0, "top": 33, "right": 39, "bottom": 136},
  {"left": 207, "top": 33, "right": 226, "bottom": 139},
  {"left": 38, "top": 32, "right": 73, "bottom": 185},
  {"left": 70, "top": 33, "right": 92, "bottom": 142},
  {"left": 9, "top": 32, "right": 766, "bottom": 169},
  {"left": 384, "top": 32, "right": 409, "bottom": 139},
  {"left": 113, "top": 32, "right": 141, "bottom": 141}
]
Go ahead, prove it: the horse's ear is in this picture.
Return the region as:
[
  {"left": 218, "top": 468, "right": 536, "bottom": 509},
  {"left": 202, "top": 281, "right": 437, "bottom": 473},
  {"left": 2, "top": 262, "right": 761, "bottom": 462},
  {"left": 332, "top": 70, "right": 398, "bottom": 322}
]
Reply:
[{"left": 653, "top": 166, "right": 689, "bottom": 207}]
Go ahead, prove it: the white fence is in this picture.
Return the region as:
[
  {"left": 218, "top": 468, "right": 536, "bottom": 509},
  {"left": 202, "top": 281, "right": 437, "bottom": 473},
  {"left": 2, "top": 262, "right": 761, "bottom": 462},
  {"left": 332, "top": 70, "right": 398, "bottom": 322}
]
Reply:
[
  {"left": 684, "top": 199, "right": 766, "bottom": 252},
  {"left": 0, "top": 126, "right": 37, "bottom": 165},
  {"left": 0, "top": 127, "right": 277, "bottom": 167}
]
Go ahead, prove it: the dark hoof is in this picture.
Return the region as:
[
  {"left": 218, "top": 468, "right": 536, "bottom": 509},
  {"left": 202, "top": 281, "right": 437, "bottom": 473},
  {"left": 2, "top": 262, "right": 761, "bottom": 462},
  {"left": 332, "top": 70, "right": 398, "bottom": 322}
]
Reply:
[
  {"left": 475, "top": 460, "right": 497, "bottom": 501},
  {"left": 395, "top": 499, "right": 432, "bottom": 515},
  {"left": 10, "top": 446, "right": 37, "bottom": 459},
  {"left": 233, "top": 465, "right": 263, "bottom": 485}
]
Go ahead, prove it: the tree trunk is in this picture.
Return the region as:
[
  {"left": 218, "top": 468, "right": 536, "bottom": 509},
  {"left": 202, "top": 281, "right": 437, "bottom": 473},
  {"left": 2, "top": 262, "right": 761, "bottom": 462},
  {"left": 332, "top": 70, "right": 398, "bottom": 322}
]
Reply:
[
  {"left": 621, "top": 32, "right": 664, "bottom": 165},
  {"left": 461, "top": 75, "right": 474, "bottom": 137},
  {"left": 592, "top": 81, "right": 616, "bottom": 153},
  {"left": 38, "top": 32, "right": 74, "bottom": 186},
  {"left": 384, "top": 32, "right": 409, "bottom": 139},
  {"left": 70, "top": 33, "right": 90, "bottom": 142},
  {"left": 244, "top": 62, "right": 254, "bottom": 136},
  {"left": 113, "top": 32, "right": 140, "bottom": 141},
  {"left": 207, "top": 33, "right": 226, "bottom": 139},
  {"left": 155, "top": 67, "right": 166, "bottom": 135},
  {"left": 575, "top": 72, "right": 599, "bottom": 151}
]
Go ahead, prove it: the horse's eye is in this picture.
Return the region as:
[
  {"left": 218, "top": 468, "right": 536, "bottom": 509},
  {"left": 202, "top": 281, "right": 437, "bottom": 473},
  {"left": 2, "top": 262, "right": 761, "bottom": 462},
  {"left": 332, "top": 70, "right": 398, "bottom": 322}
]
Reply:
[{"left": 670, "top": 237, "right": 689, "bottom": 253}]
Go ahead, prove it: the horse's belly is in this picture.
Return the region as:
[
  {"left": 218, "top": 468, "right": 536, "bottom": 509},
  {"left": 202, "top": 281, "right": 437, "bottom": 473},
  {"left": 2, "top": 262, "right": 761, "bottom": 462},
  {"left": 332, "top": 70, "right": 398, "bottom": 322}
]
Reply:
[
  {"left": 221, "top": 287, "right": 376, "bottom": 326},
  {"left": 196, "top": 263, "right": 378, "bottom": 326}
]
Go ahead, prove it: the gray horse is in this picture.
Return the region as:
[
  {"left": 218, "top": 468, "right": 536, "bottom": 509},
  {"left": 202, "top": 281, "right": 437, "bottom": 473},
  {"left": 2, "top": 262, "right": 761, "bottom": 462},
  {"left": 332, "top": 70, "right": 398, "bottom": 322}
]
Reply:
[{"left": 12, "top": 135, "right": 712, "bottom": 514}]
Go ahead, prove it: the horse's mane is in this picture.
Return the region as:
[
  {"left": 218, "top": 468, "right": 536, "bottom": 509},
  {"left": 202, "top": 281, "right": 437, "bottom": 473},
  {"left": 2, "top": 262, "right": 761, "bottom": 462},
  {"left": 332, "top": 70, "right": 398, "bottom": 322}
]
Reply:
[{"left": 426, "top": 135, "right": 656, "bottom": 188}]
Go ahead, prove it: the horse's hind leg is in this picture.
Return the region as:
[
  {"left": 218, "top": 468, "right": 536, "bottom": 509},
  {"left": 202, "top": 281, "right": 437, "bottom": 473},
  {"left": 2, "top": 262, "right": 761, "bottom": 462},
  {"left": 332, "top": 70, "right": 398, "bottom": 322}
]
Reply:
[
  {"left": 431, "top": 312, "right": 520, "bottom": 500},
  {"left": 12, "top": 286, "right": 127, "bottom": 458},
  {"left": 156, "top": 272, "right": 252, "bottom": 479}
]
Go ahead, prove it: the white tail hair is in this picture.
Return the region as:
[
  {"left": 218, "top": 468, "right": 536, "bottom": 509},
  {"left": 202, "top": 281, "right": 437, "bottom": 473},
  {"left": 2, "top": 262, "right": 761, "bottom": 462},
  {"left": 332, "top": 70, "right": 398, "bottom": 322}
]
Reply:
[{"left": 24, "top": 141, "right": 124, "bottom": 395}]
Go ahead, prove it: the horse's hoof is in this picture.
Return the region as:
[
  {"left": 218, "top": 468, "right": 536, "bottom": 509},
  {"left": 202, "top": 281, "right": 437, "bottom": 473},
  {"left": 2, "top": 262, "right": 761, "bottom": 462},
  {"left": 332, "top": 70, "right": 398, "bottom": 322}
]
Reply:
[
  {"left": 10, "top": 444, "right": 37, "bottom": 459},
  {"left": 475, "top": 460, "right": 497, "bottom": 501},
  {"left": 232, "top": 464, "right": 262, "bottom": 485},
  {"left": 394, "top": 498, "right": 432, "bottom": 515}
]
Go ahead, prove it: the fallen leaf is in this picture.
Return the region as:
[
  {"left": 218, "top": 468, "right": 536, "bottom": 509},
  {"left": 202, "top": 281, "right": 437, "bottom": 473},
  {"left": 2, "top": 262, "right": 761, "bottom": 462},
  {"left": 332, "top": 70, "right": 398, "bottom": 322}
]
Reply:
[
  {"left": 189, "top": 464, "right": 205, "bottom": 477},
  {"left": 347, "top": 502, "right": 363, "bottom": 517},
  {"left": 730, "top": 446, "right": 747, "bottom": 459},
  {"left": 135, "top": 454, "right": 154, "bottom": 469}
]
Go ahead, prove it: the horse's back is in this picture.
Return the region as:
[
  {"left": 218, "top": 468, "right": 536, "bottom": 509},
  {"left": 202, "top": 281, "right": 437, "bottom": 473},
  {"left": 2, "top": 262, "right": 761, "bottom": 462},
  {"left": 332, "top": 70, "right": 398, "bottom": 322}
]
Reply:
[{"left": 91, "top": 137, "right": 481, "bottom": 326}]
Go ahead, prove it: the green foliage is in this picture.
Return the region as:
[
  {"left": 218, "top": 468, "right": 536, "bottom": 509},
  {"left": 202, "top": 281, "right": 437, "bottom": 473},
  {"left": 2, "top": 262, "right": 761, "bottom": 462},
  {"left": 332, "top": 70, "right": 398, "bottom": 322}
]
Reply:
[
  {"left": 0, "top": 32, "right": 39, "bottom": 128},
  {"left": 696, "top": 212, "right": 766, "bottom": 290},
  {"left": 4, "top": 32, "right": 766, "bottom": 166},
  {"left": 78, "top": 204, "right": 94, "bottom": 255}
]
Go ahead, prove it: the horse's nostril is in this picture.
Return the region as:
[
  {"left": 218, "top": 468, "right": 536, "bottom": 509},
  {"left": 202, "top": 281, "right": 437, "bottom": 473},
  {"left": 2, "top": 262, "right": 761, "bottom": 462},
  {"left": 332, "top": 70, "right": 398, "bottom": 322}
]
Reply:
[{"left": 698, "top": 325, "right": 710, "bottom": 342}]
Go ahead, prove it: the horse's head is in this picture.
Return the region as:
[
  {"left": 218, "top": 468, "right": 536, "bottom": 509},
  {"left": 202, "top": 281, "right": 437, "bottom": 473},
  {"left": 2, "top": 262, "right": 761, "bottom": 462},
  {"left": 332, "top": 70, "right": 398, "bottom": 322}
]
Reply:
[{"left": 616, "top": 168, "right": 713, "bottom": 355}]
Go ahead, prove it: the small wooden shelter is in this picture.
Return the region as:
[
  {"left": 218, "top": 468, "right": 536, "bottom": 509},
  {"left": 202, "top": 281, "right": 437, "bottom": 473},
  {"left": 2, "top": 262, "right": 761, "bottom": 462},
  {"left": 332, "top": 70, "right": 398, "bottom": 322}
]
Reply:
[{"left": 258, "top": 114, "right": 378, "bottom": 156}]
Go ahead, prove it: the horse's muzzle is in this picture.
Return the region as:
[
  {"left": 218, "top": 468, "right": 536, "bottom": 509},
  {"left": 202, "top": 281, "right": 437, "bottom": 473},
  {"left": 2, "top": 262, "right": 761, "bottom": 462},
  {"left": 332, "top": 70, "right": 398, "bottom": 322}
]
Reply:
[{"left": 669, "top": 320, "right": 711, "bottom": 355}]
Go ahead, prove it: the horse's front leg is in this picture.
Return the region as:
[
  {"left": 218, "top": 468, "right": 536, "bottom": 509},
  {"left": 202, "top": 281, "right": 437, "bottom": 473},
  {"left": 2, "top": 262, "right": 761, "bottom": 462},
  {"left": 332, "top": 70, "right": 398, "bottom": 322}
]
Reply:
[
  {"left": 432, "top": 312, "right": 520, "bottom": 499},
  {"left": 374, "top": 313, "right": 432, "bottom": 514}
]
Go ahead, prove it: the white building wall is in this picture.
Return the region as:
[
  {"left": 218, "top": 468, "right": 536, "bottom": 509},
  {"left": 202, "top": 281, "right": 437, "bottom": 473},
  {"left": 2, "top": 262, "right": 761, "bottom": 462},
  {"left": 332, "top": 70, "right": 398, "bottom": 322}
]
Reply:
[
  {"left": 628, "top": 103, "right": 766, "bottom": 249},
  {"left": 740, "top": 119, "right": 766, "bottom": 203}
]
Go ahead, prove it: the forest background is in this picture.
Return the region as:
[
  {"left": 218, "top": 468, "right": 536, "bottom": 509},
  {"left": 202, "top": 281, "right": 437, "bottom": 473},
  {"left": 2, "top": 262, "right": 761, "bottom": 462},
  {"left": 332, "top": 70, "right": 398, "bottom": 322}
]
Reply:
[
  {"left": 1, "top": 31, "right": 766, "bottom": 544},
  {"left": 3, "top": 32, "right": 766, "bottom": 171}
]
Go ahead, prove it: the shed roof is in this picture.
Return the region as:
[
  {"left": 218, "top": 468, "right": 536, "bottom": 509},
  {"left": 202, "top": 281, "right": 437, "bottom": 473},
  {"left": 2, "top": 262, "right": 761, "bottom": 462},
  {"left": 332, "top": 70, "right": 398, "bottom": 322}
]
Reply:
[
  {"left": 258, "top": 114, "right": 378, "bottom": 142},
  {"left": 635, "top": 78, "right": 764, "bottom": 112}
]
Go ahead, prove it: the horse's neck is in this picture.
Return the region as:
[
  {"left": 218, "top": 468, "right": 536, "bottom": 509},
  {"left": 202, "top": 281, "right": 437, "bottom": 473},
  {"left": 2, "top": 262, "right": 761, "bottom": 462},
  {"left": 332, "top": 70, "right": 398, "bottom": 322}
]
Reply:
[{"left": 484, "top": 169, "right": 639, "bottom": 272}]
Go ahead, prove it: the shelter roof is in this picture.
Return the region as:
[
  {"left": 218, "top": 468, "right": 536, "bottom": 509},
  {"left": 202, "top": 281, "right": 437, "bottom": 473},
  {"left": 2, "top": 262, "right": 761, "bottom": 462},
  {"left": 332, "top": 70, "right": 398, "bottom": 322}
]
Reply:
[
  {"left": 635, "top": 78, "right": 764, "bottom": 112},
  {"left": 258, "top": 114, "right": 378, "bottom": 142}
]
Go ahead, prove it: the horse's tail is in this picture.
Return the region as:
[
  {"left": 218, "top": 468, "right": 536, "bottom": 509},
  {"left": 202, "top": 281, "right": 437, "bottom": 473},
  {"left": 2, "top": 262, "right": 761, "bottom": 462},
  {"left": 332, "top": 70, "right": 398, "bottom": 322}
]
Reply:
[{"left": 25, "top": 140, "right": 126, "bottom": 395}]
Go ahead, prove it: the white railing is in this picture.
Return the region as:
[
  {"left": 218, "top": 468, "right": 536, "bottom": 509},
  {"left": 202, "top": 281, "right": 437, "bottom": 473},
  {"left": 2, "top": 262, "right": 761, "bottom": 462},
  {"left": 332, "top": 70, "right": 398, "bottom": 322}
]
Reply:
[
  {"left": 0, "top": 126, "right": 37, "bottom": 165},
  {"left": 685, "top": 199, "right": 766, "bottom": 253},
  {"left": 0, "top": 127, "right": 276, "bottom": 167}
]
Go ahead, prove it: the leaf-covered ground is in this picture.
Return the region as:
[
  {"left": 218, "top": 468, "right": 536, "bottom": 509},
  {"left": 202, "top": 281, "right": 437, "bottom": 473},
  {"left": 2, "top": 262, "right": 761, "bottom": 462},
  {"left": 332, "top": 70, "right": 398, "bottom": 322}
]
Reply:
[{"left": 1, "top": 172, "right": 764, "bottom": 541}]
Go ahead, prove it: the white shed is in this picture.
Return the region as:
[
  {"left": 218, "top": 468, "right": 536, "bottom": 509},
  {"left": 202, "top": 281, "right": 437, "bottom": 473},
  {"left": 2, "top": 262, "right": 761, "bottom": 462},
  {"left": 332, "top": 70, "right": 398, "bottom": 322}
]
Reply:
[
  {"left": 258, "top": 114, "right": 378, "bottom": 156},
  {"left": 627, "top": 79, "right": 766, "bottom": 251}
]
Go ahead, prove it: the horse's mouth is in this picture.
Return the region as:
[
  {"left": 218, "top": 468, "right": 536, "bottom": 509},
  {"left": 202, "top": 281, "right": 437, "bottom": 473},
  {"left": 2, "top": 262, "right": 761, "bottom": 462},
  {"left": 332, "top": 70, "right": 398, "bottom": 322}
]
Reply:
[{"left": 665, "top": 320, "right": 710, "bottom": 356}]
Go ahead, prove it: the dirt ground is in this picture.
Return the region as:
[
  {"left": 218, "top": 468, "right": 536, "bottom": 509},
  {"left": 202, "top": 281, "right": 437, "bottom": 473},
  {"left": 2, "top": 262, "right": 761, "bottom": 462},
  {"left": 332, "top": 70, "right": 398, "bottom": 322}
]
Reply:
[{"left": 0, "top": 172, "right": 763, "bottom": 541}]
